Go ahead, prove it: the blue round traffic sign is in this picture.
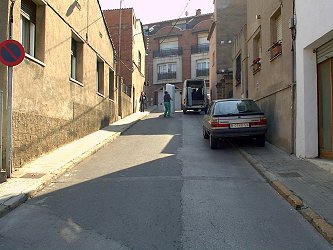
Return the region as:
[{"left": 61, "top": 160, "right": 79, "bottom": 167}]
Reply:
[{"left": 0, "top": 39, "right": 25, "bottom": 67}]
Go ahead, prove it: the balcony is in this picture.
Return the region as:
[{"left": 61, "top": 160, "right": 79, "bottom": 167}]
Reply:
[
  {"left": 269, "top": 41, "right": 282, "bottom": 61},
  {"left": 157, "top": 72, "right": 177, "bottom": 80},
  {"left": 191, "top": 44, "right": 209, "bottom": 54},
  {"left": 153, "top": 48, "right": 183, "bottom": 58},
  {"left": 196, "top": 68, "right": 209, "bottom": 77},
  {"left": 251, "top": 58, "right": 261, "bottom": 75}
]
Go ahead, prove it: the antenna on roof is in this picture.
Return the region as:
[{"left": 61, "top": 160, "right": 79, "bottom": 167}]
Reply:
[{"left": 185, "top": 11, "right": 189, "bottom": 16}]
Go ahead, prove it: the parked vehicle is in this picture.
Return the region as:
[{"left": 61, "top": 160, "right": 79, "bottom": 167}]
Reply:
[
  {"left": 182, "top": 79, "right": 208, "bottom": 113},
  {"left": 202, "top": 99, "right": 267, "bottom": 149}
]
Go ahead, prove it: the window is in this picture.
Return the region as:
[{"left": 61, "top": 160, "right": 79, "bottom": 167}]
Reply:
[
  {"left": 20, "top": 0, "right": 45, "bottom": 61},
  {"left": 271, "top": 9, "right": 282, "bottom": 43},
  {"left": 252, "top": 32, "right": 261, "bottom": 74},
  {"left": 109, "top": 69, "right": 115, "bottom": 100},
  {"left": 172, "top": 20, "right": 186, "bottom": 30},
  {"left": 270, "top": 8, "right": 282, "bottom": 60},
  {"left": 70, "top": 33, "right": 84, "bottom": 83},
  {"left": 235, "top": 54, "right": 241, "bottom": 85},
  {"left": 157, "top": 63, "right": 176, "bottom": 80},
  {"left": 20, "top": 0, "right": 36, "bottom": 57},
  {"left": 196, "top": 59, "right": 209, "bottom": 77},
  {"left": 138, "top": 51, "right": 142, "bottom": 72},
  {"left": 97, "top": 58, "right": 104, "bottom": 95},
  {"left": 71, "top": 39, "right": 77, "bottom": 79},
  {"left": 198, "top": 33, "right": 208, "bottom": 45},
  {"left": 160, "top": 38, "right": 178, "bottom": 50}
]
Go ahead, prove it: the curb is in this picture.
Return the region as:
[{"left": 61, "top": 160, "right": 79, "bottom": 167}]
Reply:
[
  {"left": 238, "top": 147, "right": 333, "bottom": 246},
  {"left": 0, "top": 111, "right": 150, "bottom": 219}
]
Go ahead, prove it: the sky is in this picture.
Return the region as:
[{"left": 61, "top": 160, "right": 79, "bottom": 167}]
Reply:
[{"left": 99, "top": 0, "right": 214, "bottom": 24}]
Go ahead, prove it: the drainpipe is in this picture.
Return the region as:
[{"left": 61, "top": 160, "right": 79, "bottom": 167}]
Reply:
[{"left": 290, "top": 0, "right": 297, "bottom": 154}]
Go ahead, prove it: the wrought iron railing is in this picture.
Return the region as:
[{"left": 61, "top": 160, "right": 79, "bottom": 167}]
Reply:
[
  {"left": 157, "top": 72, "right": 177, "bottom": 80},
  {"left": 196, "top": 68, "right": 209, "bottom": 77},
  {"left": 191, "top": 44, "right": 209, "bottom": 54},
  {"left": 153, "top": 48, "right": 183, "bottom": 58}
]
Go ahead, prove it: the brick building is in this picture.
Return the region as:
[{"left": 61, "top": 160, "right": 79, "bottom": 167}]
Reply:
[
  {"left": 104, "top": 8, "right": 146, "bottom": 114},
  {"left": 143, "top": 10, "right": 213, "bottom": 110}
]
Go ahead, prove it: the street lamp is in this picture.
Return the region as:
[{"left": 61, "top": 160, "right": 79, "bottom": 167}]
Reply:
[{"left": 118, "top": 0, "right": 124, "bottom": 117}]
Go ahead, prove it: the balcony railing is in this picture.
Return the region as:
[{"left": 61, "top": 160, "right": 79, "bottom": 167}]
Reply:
[
  {"left": 153, "top": 48, "right": 183, "bottom": 58},
  {"left": 196, "top": 68, "right": 209, "bottom": 77},
  {"left": 157, "top": 72, "right": 177, "bottom": 80},
  {"left": 251, "top": 57, "right": 261, "bottom": 75},
  {"left": 268, "top": 41, "right": 282, "bottom": 61},
  {"left": 191, "top": 44, "right": 209, "bottom": 54}
]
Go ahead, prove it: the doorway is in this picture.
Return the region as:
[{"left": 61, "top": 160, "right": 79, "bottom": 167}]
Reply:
[{"left": 318, "top": 58, "right": 333, "bottom": 158}]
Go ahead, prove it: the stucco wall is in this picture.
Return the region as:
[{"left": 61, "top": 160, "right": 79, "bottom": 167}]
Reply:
[
  {"left": 208, "top": 24, "right": 217, "bottom": 100},
  {"left": 232, "top": 25, "right": 247, "bottom": 98},
  {"left": 1, "top": 0, "right": 117, "bottom": 168},
  {"left": 295, "top": 0, "right": 333, "bottom": 158},
  {"left": 247, "top": 0, "right": 294, "bottom": 153},
  {"left": 190, "top": 53, "right": 209, "bottom": 80}
]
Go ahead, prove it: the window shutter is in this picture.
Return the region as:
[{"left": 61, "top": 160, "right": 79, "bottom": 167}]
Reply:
[
  {"left": 198, "top": 36, "right": 208, "bottom": 45},
  {"left": 317, "top": 39, "right": 333, "bottom": 64},
  {"left": 21, "top": 0, "right": 36, "bottom": 23},
  {"left": 160, "top": 38, "right": 178, "bottom": 50},
  {"left": 276, "top": 14, "right": 282, "bottom": 42}
]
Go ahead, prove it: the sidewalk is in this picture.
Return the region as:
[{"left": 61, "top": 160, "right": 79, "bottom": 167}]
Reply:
[
  {"left": 0, "top": 110, "right": 152, "bottom": 218},
  {"left": 238, "top": 143, "right": 333, "bottom": 245}
]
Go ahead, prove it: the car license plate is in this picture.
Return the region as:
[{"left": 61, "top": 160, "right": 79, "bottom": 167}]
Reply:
[{"left": 230, "top": 123, "right": 249, "bottom": 128}]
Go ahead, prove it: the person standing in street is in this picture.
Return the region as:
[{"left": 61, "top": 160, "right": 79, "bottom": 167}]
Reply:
[
  {"left": 139, "top": 91, "right": 146, "bottom": 112},
  {"left": 163, "top": 91, "right": 172, "bottom": 117}
]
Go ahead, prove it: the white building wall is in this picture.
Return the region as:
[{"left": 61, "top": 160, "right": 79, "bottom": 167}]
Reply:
[
  {"left": 153, "top": 56, "right": 182, "bottom": 84},
  {"left": 191, "top": 53, "right": 209, "bottom": 80},
  {"left": 295, "top": 0, "right": 333, "bottom": 158}
]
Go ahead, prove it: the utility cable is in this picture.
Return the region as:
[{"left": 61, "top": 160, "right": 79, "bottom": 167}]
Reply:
[{"left": 158, "top": 0, "right": 192, "bottom": 45}]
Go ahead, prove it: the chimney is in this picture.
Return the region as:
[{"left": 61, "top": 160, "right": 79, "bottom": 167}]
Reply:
[{"left": 196, "top": 9, "right": 201, "bottom": 16}]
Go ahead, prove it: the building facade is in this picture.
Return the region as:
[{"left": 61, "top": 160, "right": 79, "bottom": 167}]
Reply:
[
  {"left": 104, "top": 8, "right": 146, "bottom": 115},
  {"left": 143, "top": 10, "right": 213, "bottom": 110},
  {"left": 0, "top": 0, "right": 117, "bottom": 172},
  {"left": 242, "top": 0, "right": 294, "bottom": 153},
  {"left": 232, "top": 24, "right": 248, "bottom": 99},
  {"left": 209, "top": 0, "right": 247, "bottom": 100},
  {"left": 295, "top": 0, "right": 333, "bottom": 159}
]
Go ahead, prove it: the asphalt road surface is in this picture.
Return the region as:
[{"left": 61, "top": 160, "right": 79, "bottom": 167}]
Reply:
[{"left": 0, "top": 111, "right": 332, "bottom": 249}]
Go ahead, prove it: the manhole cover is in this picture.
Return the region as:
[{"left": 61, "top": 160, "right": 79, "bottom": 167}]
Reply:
[
  {"left": 278, "top": 172, "right": 302, "bottom": 178},
  {"left": 21, "top": 173, "right": 45, "bottom": 179}
]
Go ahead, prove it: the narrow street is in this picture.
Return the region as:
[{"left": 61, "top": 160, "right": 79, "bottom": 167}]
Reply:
[{"left": 0, "top": 111, "right": 331, "bottom": 249}]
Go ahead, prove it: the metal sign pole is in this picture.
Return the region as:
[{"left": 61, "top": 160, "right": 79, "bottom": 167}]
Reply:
[
  {"left": 6, "top": 67, "right": 13, "bottom": 178},
  {"left": 0, "top": 91, "right": 3, "bottom": 173},
  {"left": 6, "top": 0, "right": 16, "bottom": 177}
]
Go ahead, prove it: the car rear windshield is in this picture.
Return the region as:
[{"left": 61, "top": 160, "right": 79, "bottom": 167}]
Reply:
[{"left": 213, "top": 100, "right": 262, "bottom": 116}]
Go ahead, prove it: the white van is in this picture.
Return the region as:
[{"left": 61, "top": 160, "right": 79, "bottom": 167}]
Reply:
[{"left": 182, "top": 79, "right": 208, "bottom": 114}]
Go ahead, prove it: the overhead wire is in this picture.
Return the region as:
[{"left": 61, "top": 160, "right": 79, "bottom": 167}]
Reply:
[{"left": 158, "top": 0, "right": 192, "bottom": 45}]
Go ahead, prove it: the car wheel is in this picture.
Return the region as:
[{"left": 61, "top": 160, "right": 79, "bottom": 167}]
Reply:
[
  {"left": 203, "top": 127, "right": 209, "bottom": 139},
  {"left": 256, "top": 135, "right": 265, "bottom": 147},
  {"left": 210, "top": 134, "right": 218, "bottom": 149}
]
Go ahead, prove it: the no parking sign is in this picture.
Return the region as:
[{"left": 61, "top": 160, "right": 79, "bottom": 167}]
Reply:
[{"left": 0, "top": 39, "right": 25, "bottom": 67}]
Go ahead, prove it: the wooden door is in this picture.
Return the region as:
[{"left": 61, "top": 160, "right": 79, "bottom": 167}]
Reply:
[{"left": 318, "top": 58, "right": 333, "bottom": 158}]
